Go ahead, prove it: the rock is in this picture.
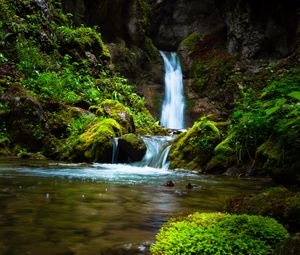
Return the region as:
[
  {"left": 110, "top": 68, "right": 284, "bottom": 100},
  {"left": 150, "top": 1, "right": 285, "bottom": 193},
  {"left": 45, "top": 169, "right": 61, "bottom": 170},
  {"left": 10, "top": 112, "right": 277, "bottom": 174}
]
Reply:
[
  {"left": 117, "top": 134, "right": 147, "bottom": 163},
  {"left": 0, "top": 84, "right": 47, "bottom": 151},
  {"left": 149, "top": 0, "right": 224, "bottom": 50},
  {"left": 216, "top": 0, "right": 299, "bottom": 59},
  {"left": 67, "top": 118, "right": 123, "bottom": 162},
  {"left": 274, "top": 233, "right": 300, "bottom": 255},
  {"left": 164, "top": 180, "right": 174, "bottom": 187},
  {"left": 169, "top": 117, "right": 221, "bottom": 170},
  {"left": 101, "top": 99, "right": 135, "bottom": 133},
  {"left": 61, "top": 0, "right": 143, "bottom": 47}
]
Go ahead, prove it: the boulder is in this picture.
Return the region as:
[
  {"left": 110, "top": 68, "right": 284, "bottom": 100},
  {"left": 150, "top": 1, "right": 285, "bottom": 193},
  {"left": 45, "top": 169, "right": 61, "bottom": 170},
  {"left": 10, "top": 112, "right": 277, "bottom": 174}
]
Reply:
[
  {"left": 117, "top": 133, "right": 147, "bottom": 163},
  {"left": 101, "top": 99, "right": 135, "bottom": 133},
  {"left": 68, "top": 118, "right": 123, "bottom": 162},
  {"left": 169, "top": 117, "right": 221, "bottom": 170}
]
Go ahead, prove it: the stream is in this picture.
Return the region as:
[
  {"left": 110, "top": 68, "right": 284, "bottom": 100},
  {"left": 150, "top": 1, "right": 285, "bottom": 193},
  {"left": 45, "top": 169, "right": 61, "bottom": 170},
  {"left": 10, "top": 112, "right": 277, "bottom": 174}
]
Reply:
[
  {"left": 0, "top": 156, "right": 272, "bottom": 255},
  {"left": 0, "top": 52, "right": 273, "bottom": 255}
]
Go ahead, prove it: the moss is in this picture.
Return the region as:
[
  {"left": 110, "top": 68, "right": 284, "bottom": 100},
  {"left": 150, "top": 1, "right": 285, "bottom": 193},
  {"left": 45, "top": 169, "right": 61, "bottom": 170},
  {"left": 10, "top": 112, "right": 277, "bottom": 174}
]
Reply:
[
  {"left": 101, "top": 99, "right": 135, "bottom": 133},
  {"left": 206, "top": 132, "right": 237, "bottom": 172},
  {"left": 57, "top": 25, "right": 111, "bottom": 63},
  {"left": 225, "top": 187, "right": 300, "bottom": 232},
  {"left": 256, "top": 137, "right": 300, "bottom": 184},
  {"left": 117, "top": 133, "right": 147, "bottom": 162},
  {"left": 191, "top": 50, "right": 234, "bottom": 93},
  {"left": 66, "top": 118, "right": 122, "bottom": 162},
  {"left": 151, "top": 212, "right": 288, "bottom": 255},
  {"left": 169, "top": 117, "right": 221, "bottom": 170},
  {"left": 180, "top": 32, "right": 203, "bottom": 51}
]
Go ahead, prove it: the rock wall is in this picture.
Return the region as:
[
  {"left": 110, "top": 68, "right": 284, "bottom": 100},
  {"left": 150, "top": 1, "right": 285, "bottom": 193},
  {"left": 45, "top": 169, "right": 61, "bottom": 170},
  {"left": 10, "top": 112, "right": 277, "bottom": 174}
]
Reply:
[
  {"left": 216, "top": 0, "right": 299, "bottom": 59},
  {"left": 60, "top": 0, "right": 299, "bottom": 124},
  {"left": 149, "top": 0, "right": 224, "bottom": 51},
  {"left": 61, "top": 0, "right": 142, "bottom": 46}
]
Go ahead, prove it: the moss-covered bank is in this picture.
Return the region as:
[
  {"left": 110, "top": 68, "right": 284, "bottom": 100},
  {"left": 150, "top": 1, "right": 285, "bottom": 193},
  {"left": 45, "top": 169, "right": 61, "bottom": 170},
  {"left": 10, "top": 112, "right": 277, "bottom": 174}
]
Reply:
[{"left": 0, "top": 0, "right": 164, "bottom": 162}]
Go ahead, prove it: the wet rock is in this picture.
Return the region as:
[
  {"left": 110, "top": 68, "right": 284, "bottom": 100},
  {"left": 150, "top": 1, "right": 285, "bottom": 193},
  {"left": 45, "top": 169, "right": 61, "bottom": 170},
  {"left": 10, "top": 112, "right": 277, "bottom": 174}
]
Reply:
[
  {"left": 67, "top": 118, "right": 123, "bottom": 163},
  {"left": 186, "top": 183, "right": 199, "bottom": 189},
  {"left": 164, "top": 180, "right": 175, "bottom": 187},
  {"left": 117, "top": 134, "right": 147, "bottom": 163}
]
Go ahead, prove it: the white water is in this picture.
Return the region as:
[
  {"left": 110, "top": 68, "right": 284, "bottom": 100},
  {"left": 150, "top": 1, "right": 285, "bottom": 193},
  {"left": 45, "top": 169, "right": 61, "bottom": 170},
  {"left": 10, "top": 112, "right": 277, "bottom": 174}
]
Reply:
[
  {"left": 135, "top": 136, "right": 174, "bottom": 169},
  {"left": 160, "top": 51, "right": 185, "bottom": 129},
  {"left": 111, "top": 136, "right": 174, "bottom": 170}
]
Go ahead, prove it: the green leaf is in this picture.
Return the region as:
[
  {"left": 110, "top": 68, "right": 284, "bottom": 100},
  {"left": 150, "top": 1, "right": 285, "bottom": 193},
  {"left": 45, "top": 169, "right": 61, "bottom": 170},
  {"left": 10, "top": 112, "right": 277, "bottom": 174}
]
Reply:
[
  {"left": 288, "top": 91, "right": 300, "bottom": 100},
  {"left": 265, "top": 106, "right": 280, "bottom": 115}
]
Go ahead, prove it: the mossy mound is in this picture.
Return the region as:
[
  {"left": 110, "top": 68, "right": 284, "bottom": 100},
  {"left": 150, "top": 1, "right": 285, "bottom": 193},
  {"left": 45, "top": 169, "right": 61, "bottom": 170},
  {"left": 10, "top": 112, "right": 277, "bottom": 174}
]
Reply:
[
  {"left": 206, "top": 132, "right": 237, "bottom": 173},
  {"left": 150, "top": 212, "right": 288, "bottom": 255},
  {"left": 117, "top": 134, "right": 147, "bottom": 163},
  {"left": 169, "top": 117, "right": 221, "bottom": 170},
  {"left": 255, "top": 137, "right": 300, "bottom": 185},
  {"left": 100, "top": 99, "right": 135, "bottom": 133},
  {"left": 225, "top": 187, "right": 300, "bottom": 233},
  {"left": 65, "top": 118, "right": 122, "bottom": 163}
]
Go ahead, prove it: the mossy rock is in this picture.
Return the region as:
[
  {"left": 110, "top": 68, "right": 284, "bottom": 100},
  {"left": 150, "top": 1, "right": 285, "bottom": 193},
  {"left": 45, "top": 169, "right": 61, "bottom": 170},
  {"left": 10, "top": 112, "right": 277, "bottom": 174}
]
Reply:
[
  {"left": 101, "top": 99, "right": 135, "bottom": 133},
  {"left": 68, "top": 118, "right": 122, "bottom": 163},
  {"left": 0, "top": 84, "right": 47, "bottom": 152},
  {"left": 225, "top": 187, "right": 300, "bottom": 232},
  {"left": 206, "top": 132, "right": 237, "bottom": 173},
  {"left": 169, "top": 117, "right": 221, "bottom": 170},
  {"left": 150, "top": 212, "right": 289, "bottom": 255},
  {"left": 274, "top": 233, "right": 300, "bottom": 255},
  {"left": 256, "top": 137, "right": 300, "bottom": 185},
  {"left": 117, "top": 134, "right": 147, "bottom": 163}
]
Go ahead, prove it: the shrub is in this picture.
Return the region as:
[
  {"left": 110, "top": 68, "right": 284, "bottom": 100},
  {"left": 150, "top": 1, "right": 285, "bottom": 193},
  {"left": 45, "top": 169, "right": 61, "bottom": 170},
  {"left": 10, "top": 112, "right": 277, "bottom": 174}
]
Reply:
[{"left": 150, "top": 212, "right": 289, "bottom": 255}]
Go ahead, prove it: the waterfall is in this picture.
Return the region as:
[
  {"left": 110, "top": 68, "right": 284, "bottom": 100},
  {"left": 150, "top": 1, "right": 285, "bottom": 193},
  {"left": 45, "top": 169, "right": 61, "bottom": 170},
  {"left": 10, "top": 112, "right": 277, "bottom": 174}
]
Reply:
[
  {"left": 112, "top": 136, "right": 173, "bottom": 169},
  {"left": 136, "top": 136, "right": 173, "bottom": 169},
  {"left": 112, "top": 138, "right": 119, "bottom": 164},
  {"left": 160, "top": 51, "right": 185, "bottom": 129}
]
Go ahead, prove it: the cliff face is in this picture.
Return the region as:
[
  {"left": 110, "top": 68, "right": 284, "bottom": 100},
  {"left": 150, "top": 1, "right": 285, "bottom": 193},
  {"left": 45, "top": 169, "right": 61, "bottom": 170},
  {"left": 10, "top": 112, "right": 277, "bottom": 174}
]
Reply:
[
  {"left": 61, "top": 0, "right": 142, "bottom": 46},
  {"left": 216, "top": 0, "right": 299, "bottom": 59},
  {"left": 61, "top": 0, "right": 299, "bottom": 123},
  {"left": 148, "top": 0, "right": 224, "bottom": 51}
]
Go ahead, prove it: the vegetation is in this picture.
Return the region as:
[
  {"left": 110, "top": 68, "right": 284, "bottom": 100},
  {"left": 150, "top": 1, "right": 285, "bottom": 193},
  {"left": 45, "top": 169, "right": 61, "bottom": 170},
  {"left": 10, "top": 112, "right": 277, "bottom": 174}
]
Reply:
[
  {"left": 225, "top": 187, "right": 300, "bottom": 233},
  {"left": 0, "top": 0, "right": 162, "bottom": 160},
  {"left": 150, "top": 212, "right": 289, "bottom": 255}
]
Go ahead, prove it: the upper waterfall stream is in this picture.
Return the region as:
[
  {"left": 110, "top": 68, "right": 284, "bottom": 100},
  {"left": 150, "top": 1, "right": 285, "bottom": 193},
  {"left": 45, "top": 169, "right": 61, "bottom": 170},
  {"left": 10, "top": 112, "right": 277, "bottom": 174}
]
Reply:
[{"left": 160, "top": 51, "right": 185, "bottom": 129}]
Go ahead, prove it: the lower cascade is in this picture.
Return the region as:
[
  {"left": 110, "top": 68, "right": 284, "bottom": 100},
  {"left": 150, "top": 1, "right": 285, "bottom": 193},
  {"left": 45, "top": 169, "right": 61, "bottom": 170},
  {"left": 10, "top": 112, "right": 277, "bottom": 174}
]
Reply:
[
  {"left": 160, "top": 51, "right": 185, "bottom": 130},
  {"left": 112, "top": 136, "right": 173, "bottom": 169}
]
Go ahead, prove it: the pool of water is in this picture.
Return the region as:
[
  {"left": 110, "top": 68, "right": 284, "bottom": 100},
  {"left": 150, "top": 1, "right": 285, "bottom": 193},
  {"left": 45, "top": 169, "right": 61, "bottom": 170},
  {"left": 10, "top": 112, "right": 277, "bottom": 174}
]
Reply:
[{"left": 0, "top": 159, "right": 272, "bottom": 255}]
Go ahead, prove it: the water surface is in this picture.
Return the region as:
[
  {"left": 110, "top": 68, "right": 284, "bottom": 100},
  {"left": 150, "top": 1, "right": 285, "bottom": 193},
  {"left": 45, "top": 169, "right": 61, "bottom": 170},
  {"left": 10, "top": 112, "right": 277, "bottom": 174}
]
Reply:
[{"left": 0, "top": 159, "right": 272, "bottom": 255}]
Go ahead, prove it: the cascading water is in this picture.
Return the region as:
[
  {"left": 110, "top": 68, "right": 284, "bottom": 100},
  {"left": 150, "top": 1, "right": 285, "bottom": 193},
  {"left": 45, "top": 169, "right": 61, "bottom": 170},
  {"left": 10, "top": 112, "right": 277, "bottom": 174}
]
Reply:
[
  {"left": 111, "top": 136, "right": 174, "bottom": 169},
  {"left": 136, "top": 136, "right": 173, "bottom": 169},
  {"left": 160, "top": 51, "right": 185, "bottom": 130},
  {"left": 111, "top": 52, "right": 185, "bottom": 169}
]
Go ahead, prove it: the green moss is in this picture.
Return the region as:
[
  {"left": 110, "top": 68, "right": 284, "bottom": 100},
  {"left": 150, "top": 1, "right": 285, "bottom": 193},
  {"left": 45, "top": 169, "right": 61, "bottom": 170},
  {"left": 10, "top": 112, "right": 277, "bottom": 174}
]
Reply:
[
  {"left": 191, "top": 50, "right": 234, "bottom": 93},
  {"left": 206, "top": 132, "right": 237, "bottom": 172},
  {"left": 151, "top": 212, "right": 289, "bottom": 255},
  {"left": 117, "top": 133, "right": 147, "bottom": 162},
  {"left": 180, "top": 32, "right": 203, "bottom": 51},
  {"left": 225, "top": 187, "right": 300, "bottom": 232},
  {"left": 57, "top": 25, "right": 110, "bottom": 62},
  {"left": 66, "top": 118, "right": 122, "bottom": 162},
  {"left": 169, "top": 117, "right": 221, "bottom": 170}
]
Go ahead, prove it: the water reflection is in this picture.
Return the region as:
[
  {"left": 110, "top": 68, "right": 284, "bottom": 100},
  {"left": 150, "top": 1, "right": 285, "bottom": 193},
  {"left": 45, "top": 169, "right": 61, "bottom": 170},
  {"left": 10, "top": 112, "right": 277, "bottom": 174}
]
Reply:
[{"left": 0, "top": 159, "right": 272, "bottom": 255}]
